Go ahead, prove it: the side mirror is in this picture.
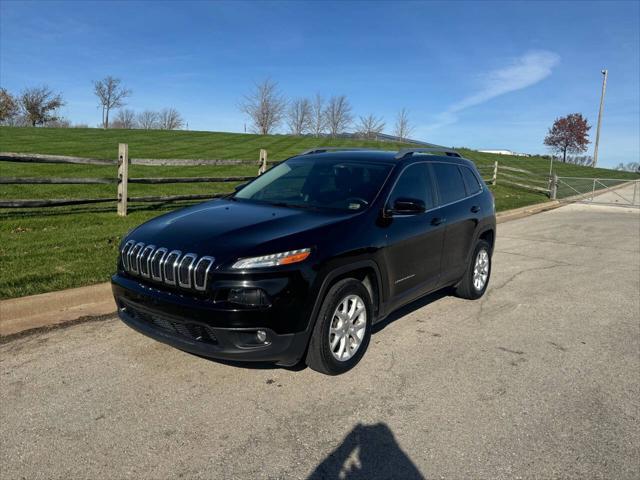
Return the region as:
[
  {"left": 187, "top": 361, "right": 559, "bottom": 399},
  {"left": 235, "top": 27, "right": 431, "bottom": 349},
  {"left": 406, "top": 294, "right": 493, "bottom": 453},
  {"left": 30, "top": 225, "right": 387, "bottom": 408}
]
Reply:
[{"left": 389, "top": 197, "right": 426, "bottom": 215}]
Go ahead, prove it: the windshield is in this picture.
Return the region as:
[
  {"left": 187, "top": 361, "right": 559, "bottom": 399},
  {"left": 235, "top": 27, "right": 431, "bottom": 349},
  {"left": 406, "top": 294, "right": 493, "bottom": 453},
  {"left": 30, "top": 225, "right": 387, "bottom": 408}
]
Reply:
[{"left": 234, "top": 158, "right": 393, "bottom": 212}]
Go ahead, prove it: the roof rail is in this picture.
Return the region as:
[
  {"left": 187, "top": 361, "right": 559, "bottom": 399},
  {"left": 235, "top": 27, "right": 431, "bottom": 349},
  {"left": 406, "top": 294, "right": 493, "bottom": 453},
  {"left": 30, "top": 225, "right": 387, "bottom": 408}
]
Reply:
[
  {"left": 395, "top": 147, "right": 461, "bottom": 159},
  {"left": 298, "top": 147, "right": 371, "bottom": 156}
]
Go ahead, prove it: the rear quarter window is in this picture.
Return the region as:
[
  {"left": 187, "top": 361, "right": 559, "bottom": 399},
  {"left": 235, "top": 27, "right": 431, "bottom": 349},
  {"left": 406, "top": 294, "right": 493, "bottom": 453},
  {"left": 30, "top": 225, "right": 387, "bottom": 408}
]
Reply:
[
  {"left": 431, "top": 163, "right": 467, "bottom": 205},
  {"left": 460, "top": 166, "right": 482, "bottom": 195}
]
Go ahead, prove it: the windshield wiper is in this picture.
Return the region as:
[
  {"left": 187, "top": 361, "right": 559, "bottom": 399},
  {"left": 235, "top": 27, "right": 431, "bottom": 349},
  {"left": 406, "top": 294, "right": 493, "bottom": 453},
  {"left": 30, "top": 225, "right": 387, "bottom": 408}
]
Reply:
[{"left": 264, "top": 201, "right": 322, "bottom": 211}]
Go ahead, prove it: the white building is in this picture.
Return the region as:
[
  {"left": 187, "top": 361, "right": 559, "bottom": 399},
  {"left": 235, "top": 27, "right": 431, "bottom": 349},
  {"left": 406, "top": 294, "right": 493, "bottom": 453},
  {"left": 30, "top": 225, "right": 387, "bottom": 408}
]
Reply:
[{"left": 478, "top": 149, "right": 530, "bottom": 157}]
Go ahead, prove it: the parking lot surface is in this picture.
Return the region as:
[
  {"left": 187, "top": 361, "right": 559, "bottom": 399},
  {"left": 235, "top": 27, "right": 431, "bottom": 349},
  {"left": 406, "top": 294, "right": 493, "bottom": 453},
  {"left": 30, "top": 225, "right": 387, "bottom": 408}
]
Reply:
[{"left": 2, "top": 200, "right": 639, "bottom": 479}]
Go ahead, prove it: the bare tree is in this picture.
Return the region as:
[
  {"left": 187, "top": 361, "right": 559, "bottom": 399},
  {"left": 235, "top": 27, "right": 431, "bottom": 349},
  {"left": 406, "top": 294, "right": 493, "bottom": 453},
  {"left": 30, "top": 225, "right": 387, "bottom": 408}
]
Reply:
[
  {"left": 137, "top": 110, "right": 158, "bottom": 130},
  {"left": 324, "top": 95, "right": 353, "bottom": 137},
  {"left": 394, "top": 108, "right": 413, "bottom": 142},
  {"left": 111, "top": 109, "right": 137, "bottom": 129},
  {"left": 356, "top": 114, "right": 385, "bottom": 139},
  {"left": 240, "top": 79, "right": 287, "bottom": 135},
  {"left": 310, "top": 93, "right": 327, "bottom": 138},
  {"left": 0, "top": 88, "right": 19, "bottom": 124},
  {"left": 20, "top": 86, "right": 65, "bottom": 127},
  {"left": 615, "top": 161, "right": 640, "bottom": 173},
  {"left": 157, "top": 108, "right": 184, "bottom": 130},
  {"left": 94, "top": 76, "right": 131, "bottom": 128},
  {"left": 286, "top": 98, "right": 312, "bottom": 136}
]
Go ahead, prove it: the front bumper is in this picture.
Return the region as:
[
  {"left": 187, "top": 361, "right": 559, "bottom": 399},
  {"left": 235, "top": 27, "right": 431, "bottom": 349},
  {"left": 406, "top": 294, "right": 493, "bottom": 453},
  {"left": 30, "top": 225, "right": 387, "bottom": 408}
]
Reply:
[{"left": 112, "top": 275, "right": 311, "bottom": 366}]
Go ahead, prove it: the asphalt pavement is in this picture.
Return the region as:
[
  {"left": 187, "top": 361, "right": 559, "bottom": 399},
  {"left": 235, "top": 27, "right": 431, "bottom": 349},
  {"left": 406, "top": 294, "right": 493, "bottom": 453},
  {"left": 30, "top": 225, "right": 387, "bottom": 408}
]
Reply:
[{"left": 1, "top": 198, "right": 639, "bottom": 479}]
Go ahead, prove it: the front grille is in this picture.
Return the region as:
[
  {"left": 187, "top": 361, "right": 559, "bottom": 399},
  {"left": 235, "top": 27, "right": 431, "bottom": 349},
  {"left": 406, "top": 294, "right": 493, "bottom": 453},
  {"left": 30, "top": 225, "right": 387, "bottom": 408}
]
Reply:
[
  {"left": 121, "top": 300, "right": 218, "bottom": 345},
  {"left": 120, "top": 239, "right": 215, "bottom": 292}
]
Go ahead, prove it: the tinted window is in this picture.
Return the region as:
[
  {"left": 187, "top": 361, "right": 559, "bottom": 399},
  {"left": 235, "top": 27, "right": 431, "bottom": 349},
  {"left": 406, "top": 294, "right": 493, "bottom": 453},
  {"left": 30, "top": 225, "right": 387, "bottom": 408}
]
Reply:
[
  {"left": 388, "top": 163, "right": 434, "bottom": 210},
  {"left": 235, "top": 158, "right": 392, "bottom": 212},
  {"left": 460, "top": 166, "right": 481, "bottom": 195},
  {"left": 431, "top": 163, "right": 467, "bottom": 205}
]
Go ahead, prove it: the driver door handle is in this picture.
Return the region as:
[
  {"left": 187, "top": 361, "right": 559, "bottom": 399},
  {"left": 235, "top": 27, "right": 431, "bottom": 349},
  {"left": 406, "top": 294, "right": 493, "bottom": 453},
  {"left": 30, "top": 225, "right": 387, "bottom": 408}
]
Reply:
[{"left": 431, "top": 217, "right": 446, "bottom": 226}]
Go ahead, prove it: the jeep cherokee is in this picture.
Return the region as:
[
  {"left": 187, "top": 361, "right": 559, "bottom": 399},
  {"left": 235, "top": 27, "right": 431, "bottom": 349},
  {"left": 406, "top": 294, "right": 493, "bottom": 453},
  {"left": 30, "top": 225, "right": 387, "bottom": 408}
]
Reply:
[{"left": 112, "top": 147, "right": 496, "bottom": 375}]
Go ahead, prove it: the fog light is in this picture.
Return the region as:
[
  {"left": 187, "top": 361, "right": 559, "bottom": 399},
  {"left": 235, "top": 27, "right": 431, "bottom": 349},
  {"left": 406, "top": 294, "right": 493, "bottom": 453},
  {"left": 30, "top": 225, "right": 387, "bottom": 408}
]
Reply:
[{"left": 256, "top": 330, "right": 267, "bottom": 343}]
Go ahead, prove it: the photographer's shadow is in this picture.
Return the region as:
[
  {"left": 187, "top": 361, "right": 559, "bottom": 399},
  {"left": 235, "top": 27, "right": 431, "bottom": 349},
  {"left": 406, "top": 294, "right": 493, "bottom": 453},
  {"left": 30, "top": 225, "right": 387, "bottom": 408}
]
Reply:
[{"left": 308, "top": 423, "right": 424, "bottom": 480}]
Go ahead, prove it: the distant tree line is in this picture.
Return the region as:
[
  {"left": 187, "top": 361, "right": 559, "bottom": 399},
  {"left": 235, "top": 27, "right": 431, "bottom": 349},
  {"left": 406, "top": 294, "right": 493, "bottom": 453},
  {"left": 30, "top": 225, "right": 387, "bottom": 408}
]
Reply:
[
  {"left": 240, "top": 79, "right": 415, "bottom": 141},
  {"left": 615, "top": 161, "right": 640, "bottom": 173},
  {"left": 0, "top": 76, "right": 185, "bottom": 130}
]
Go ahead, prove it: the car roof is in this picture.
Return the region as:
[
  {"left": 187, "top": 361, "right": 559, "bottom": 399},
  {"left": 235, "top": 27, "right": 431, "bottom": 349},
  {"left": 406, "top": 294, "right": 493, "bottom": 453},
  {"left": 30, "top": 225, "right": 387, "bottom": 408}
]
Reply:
[{"left": 289, "top": 149, "right": 476, "bottom": 169}]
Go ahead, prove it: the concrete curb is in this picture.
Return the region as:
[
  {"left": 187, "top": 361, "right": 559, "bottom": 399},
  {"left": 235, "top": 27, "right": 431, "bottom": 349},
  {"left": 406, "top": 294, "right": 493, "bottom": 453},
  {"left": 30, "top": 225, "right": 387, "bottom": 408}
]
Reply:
[
  {"left": 0, "top": 195, "right": 598, "bottom": 339},
  {"left": 0, "top": 283, "right": 115, "bottom": 337}
]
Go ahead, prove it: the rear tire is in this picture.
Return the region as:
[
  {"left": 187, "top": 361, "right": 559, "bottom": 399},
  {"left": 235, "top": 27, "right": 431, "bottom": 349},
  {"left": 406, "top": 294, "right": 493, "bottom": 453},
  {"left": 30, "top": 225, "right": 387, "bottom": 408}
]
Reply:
[
  {"left": 305, "top": 278, "right": 372, "bottom": 375},
  {"left": 455, "top": 239, "right": 492, "bottom": 300}
]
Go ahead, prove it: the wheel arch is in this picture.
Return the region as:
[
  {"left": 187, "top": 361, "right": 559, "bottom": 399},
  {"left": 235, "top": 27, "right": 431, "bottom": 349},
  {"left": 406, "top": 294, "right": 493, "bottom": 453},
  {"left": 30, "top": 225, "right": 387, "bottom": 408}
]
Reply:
[
  {"left": 309, "top": 260, "right": 383, "bottom": 330},
  {"left": 478, "top": 228, "right": 495, "bottom": 252}
]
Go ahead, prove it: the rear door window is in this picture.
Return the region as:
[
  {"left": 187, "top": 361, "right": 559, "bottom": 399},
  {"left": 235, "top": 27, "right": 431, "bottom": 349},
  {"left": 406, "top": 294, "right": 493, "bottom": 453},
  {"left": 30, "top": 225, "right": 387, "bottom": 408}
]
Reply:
[
  {"left": 460, "top": 166, "right": 482, "bottom": 195},
  {"left": 431, "top": 163, "right": 467, "bottom": 205}
]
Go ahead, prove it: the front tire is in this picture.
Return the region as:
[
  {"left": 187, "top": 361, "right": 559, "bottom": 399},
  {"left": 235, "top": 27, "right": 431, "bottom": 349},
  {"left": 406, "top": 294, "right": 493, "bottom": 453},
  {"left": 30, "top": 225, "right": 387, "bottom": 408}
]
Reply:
[
  {"left": 305, "top": 278, "right": 372, "bottom": 375},
  {"left": 455, "top": 239, "right": 492, "bottom": 300}
]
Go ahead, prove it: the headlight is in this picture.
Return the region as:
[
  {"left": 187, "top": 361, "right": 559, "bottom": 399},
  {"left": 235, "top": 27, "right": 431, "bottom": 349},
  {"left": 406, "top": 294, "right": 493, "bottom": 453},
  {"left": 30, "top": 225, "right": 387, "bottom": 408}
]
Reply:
[{"left": 232, "top": 248, "right": 311, "bottom": 269}]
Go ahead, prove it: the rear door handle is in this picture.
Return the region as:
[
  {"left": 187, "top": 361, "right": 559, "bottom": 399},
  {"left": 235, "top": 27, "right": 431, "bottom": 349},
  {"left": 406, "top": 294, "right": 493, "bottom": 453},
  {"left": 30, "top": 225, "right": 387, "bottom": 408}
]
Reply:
[
  {"left": 431, "top": 217, "right": 446, "bottom": 226},
  {"left": 471, "top": 206, "right": 481, "bottom": 213}
]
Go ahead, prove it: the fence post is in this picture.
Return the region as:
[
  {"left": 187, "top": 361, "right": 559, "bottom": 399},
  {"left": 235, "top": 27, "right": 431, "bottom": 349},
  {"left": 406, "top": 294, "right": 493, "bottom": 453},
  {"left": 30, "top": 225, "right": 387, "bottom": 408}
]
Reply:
[
  {"left": 591, "top": 178, "right": 596, "bottom": 201},
  {"left": 117, "top": 143, "right": 129, "bottom": 216},
  {"left": 258, "top": 149, "right": 268, "bottom": 175},
  {"left": 492, "top": 161, "right": 498, "bottom": 185},
  {"left": 550, "top": 174, "right": 558, "bottom": 200}
]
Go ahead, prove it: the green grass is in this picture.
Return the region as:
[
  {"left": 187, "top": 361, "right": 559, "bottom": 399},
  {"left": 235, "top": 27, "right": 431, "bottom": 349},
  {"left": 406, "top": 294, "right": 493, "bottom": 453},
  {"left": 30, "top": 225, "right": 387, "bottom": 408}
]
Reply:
[{"left": 1, "top": 127, "right": 638, "bottom": 299}]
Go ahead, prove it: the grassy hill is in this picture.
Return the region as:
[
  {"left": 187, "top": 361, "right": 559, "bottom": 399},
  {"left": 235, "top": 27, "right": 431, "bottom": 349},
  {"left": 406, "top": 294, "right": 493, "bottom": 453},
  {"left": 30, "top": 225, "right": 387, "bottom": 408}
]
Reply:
[{"left": 0, "top": 127, "right": 637, "bottom": 299}]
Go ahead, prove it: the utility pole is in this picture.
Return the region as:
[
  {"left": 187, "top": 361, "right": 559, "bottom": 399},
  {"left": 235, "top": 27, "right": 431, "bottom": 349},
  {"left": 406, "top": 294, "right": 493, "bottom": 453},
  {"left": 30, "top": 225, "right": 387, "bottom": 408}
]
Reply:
[{"left": 592, "top": 69, "right": 608, "bottom": 168}]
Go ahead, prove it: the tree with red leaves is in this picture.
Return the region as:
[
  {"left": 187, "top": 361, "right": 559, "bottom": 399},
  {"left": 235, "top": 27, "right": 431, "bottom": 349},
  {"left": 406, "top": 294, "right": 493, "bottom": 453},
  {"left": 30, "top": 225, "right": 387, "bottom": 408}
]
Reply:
[{"left": 544, "top": 113, "right": 591, "bottom": 163}]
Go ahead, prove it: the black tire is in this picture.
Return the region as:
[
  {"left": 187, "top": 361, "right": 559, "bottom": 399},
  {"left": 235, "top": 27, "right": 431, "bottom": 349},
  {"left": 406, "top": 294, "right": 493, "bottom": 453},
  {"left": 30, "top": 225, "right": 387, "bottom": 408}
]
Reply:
[
  {"left": 455, "top": 239, "right": 492, "bottom": 300},
  {"left": 305, "top": 278, "right": 373, "bottom": 375}
]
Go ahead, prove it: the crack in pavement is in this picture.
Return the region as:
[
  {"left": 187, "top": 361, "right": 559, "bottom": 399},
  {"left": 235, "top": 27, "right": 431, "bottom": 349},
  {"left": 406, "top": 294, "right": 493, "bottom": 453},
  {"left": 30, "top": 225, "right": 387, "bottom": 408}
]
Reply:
[
  {"left": 495, "top": 249, "right": 576, "bottom": 266},
  {"left": 476, "top": 263, "right": 569, "bottom": 322}
]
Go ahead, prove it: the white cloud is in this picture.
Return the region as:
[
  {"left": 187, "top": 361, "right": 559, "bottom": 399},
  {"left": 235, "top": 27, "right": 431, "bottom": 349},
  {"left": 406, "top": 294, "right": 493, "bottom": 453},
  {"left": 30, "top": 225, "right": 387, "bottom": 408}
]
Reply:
[{"left": 428, "top": 50, "right": 560, "bottom": 130}]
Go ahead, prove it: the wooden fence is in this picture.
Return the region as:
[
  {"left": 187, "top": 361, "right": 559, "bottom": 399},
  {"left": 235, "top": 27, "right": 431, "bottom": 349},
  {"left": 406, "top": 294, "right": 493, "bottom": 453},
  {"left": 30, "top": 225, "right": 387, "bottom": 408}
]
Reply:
[
  {"left": 1, "top": 148, "right": 558, "bottom": 215},
  {"left": 476, "top": 161, "right": 554, "bottom": 198},
  {"left": 0, "top": 146, "right": 268, "bottom": 215}
]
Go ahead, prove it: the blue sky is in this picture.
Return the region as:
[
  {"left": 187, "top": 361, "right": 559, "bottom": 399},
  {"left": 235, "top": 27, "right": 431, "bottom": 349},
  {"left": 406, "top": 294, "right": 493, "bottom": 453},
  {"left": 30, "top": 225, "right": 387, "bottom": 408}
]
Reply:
[{"left": 1, "top": 0, "right": 638, "bottom": 167}]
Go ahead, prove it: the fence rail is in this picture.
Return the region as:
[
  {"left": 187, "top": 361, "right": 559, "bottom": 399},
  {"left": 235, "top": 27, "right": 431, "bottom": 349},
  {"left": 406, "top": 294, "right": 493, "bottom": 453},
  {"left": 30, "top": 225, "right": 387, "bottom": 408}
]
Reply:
[
  {"left": 0, "top": 176, "right": 255, "bottom": 185},
  {"left": 0, "top": 145, "right": 267, "bottom": 215},
  {"left": 0, "top": 152, "right": 258, "bottom": 166},
  {"left": 0, "top": 193, "right": 228, "bottom": 209},
  {"left": 488, "top": 161, "right": 552, "bottom": 196}
]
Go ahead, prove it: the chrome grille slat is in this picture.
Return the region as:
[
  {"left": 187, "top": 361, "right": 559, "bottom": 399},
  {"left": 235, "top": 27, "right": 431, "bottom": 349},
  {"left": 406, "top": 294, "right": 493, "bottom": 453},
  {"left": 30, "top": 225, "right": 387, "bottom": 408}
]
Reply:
[
  {"left": 150, "top": 247, "right": 167, "bottom": 281},
  {"left": 162, "top": 250, "right": 182, "bottom": 285},
  {"left": 178, "top": 253, "right": 198, "bottom": 288},
  {"left": 121, "top": 240, "right": 135, "bottom": 270},
  {"left": 120, "top": 240, "right": 215, "bottom": 291},
  {"left": 194, "top": 256, "right": 215, "bottom": 291},
  {"left": 129, "top": 242, "right": 145, "bottom": 274},
  {"left": 139, "top": 245, "right": 155, "bottom": 278}
]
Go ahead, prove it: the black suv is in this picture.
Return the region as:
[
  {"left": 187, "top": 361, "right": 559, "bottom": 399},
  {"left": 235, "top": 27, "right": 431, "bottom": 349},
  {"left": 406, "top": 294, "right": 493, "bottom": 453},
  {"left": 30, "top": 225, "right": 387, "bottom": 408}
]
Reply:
[{"left": 112, "top": 147, "right": 496, "bottom": 375}]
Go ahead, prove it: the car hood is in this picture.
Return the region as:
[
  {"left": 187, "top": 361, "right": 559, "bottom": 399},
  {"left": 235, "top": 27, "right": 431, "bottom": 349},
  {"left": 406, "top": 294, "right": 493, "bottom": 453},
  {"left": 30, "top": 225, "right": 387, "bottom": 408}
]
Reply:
[{"left": 126, "top": 198, "right": 352, "bottom": 263}]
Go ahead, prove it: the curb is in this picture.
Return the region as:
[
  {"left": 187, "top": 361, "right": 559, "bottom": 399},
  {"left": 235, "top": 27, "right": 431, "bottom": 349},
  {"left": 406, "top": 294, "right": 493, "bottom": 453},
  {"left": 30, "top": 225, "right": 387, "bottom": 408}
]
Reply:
[
  {"left": 1, "top": 283, "right": 115, "bottom": 338},
  {"left": 496, "top": 200, "right": 561, "bottom": 224},
  {"left": 0, "top": 196, "right": 594, "bottom": 339}
]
